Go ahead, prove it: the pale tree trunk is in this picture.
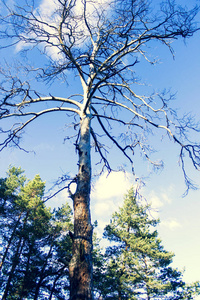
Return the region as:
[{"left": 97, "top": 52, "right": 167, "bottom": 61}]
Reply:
[{"left": 69, "top": 112, "right": 93, "bottom": 300}]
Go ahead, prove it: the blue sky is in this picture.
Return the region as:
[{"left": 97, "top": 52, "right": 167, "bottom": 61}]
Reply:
[{"left": 0, "top": 0, "right": 200, "bottom": 293}]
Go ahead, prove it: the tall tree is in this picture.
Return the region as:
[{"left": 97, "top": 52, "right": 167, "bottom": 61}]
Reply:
[
  {"left": 0, "top": 166, "right": 73, "bottom": 299},
  {"left": 103, "top": 188, "right": 200, "bottom": 299},
  {"left": 0, "top": 1, "right": 200, "bottom": 298},
  {"left": 0, "top": 167, "right": 50, "bottom": 299}
]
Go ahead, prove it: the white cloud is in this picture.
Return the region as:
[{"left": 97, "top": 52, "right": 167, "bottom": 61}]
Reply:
[
  {"left": 73, "top": 0, "right": 111, "bottom": 16},
  {"left": 33, "top": 143, "right": 55, "bottom": 153},
  {"left": 161, "top": 192, "right": 172, "bottom": 204},
  {"left": 161, "top": 219, "right": 182, "bottom": 230},
  {"left": 145, "top": 191, "right": 163, "bottom": 218},
  {"left": 148, "top": 188, "right": 173, "bottom": 209},
  {"left": 15, "top": 0, "right": 112, "bottom": 59},
  {"left": 38, "top": 0, "right": 58, "bottom": 17},
  {"left": 91, "top": 171, "right": 133, "bottom": 237},
  {"left": 145, "top": 187, "right": 174, "bottom": 218},
  {"left": 14, "top": 0, "right": 61, "bottom": 59},
  {"left": 92, "top": 171, "right": 132, "bottom": 200},
  {"left": 148, "top": 191, "right": 164, "bottom": 209}
]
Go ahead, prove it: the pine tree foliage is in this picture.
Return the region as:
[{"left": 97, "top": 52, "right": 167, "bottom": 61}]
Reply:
[
  {"left": 92, "top": 223, "right": 107, "bottom": 298},
  {"left": 0, "top": 166, "right": 73, "bottom": 299},
  {"left": 102, "top": 188, "right": 200, "bottom": 300},
  {"left": 1, "top": 169, "right": 200, "bottom": 299}
]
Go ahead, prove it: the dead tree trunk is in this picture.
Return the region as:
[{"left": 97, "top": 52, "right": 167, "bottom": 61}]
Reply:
[{"left": 69, "top": 113, "right": 93, "bottom": 300}]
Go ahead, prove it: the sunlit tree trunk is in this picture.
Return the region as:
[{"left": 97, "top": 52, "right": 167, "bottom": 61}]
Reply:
[{"left": 69, "top": 113, "right": 93, "bottom": 299}]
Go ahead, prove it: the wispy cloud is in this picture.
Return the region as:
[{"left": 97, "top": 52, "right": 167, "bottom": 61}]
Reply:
[
  {"left": 148, "top": 191, "right": 164, "bottom": 208},
  {"left": 91, "top": 171, "right": 133, "bottom": 237},
  {"left": 161, "top": 219, "right": 182, "bottom": 230},
  {"left": 145, "top": 187, "right": 174, "bottom": 219},
  {"left": 33, "top": 143, "right": 55, "bottom": 153},
  {"left": 38, "top": 0, "right": 58, "bottom": 17},
  {"left": 15, "top": 0, "right": 112, "bottom": 59},
  {"left": 92, "top": 171, "right": 132, "bottom": 201}
]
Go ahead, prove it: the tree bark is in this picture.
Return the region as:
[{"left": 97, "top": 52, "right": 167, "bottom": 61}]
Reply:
[{"left": 69, "top": 113, "right": 93, "bottom": 300}]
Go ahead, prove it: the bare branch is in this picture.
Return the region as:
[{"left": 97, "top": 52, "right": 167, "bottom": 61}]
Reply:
[
  {"left": 0, "top": 106, "right": 80, "bottom": 151},
  {"left": 92, "top": 106, "right": 135, "bottom": 172},
  {"left": 90, "top": 127, "right": 111, "bottom": 174},
  {"left": 0, "top": 0, "right": 199, "bottom": 190}
]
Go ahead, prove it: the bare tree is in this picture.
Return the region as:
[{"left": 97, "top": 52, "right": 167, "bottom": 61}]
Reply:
[{"left": 0, "top": 0, "right": 200, "bottom": 299}]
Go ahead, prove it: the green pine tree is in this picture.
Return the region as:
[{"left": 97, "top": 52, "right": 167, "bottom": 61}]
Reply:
[
  {"left": 102, "top": 188, "right": 200, "bottom": 300},
  {"left": 0, "top": 166, "right": 73, "bottom": 299}
]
